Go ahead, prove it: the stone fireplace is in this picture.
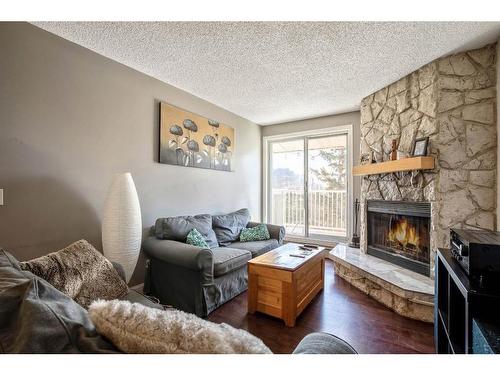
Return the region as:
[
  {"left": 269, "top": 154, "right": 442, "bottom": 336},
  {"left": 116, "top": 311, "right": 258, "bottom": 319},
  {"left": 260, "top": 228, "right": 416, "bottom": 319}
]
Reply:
[
  {"left": 367, "top": 200, "right": 430, "bottom": 276},
  {"left": 359, "top": 43, "right": 497, "bottom": 278}
]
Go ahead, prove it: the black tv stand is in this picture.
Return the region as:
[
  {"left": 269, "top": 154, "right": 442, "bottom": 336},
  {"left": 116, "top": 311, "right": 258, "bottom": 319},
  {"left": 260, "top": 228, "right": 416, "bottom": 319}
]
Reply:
[{"left": 435, "top": 248, "right": 500, "bottom": 353}]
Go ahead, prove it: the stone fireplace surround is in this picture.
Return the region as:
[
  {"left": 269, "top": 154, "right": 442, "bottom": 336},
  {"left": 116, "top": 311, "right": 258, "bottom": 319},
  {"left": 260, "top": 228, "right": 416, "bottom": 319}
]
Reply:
[
  {"left": 330, "top": 43, "right": 497, "bottom": 322},
  {"left": 359, "top": 43, "right": 497, "bottom": 279}
]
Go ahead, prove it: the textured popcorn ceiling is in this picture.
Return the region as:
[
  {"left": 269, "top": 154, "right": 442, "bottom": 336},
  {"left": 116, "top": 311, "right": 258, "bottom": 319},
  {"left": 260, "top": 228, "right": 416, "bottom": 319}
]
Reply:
[{"left": 32, "top": 22, "right": 500, "bottom": 125}]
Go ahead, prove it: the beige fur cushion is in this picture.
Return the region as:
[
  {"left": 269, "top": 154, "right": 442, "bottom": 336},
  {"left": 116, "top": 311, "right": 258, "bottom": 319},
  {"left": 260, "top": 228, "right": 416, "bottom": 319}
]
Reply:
[
  {"left": 21, "top": 239, "right": 129, "bottom": 308},
  {"left": 88, "top": 300, "right": 272, "bottom": 354}
]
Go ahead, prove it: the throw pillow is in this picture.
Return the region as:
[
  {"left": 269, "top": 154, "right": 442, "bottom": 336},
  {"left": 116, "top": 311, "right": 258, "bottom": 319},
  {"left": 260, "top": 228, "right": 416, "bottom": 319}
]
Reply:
[
  {"left": 154, "top": 214, "right": 218, "bottom": 248},
  {"left": 240, "top": 224, "right": 271, "bottom": 242},
  {"left": 212, "top": 208, "right": 251, "bottom": 246},
  {"left": 186, "top": 228, "right": 209, "bottom": 248},
  {"left": 20, "top": 239, "right": 129, "bottom": 308},
  {"left": 88, "top": 299, "right": 272, "bottom": 354},
  {"left": 0, "top": 249, "right": 120, "bottom": 353}
]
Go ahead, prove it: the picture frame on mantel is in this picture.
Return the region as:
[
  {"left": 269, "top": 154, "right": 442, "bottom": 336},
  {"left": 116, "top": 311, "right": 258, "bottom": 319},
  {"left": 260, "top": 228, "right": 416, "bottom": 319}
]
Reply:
[
  {"left": 412, "top": 137, "right": 429, "bottom": 157},
  {"left": 360, "top": 151, "right": 373, "bottom": 165}
]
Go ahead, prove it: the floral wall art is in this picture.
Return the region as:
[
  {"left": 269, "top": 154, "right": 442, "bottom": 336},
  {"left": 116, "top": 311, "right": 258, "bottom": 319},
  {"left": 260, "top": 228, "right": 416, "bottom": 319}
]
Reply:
[{"left": 159, "top": 102, "right": 234, "bottom": 171}]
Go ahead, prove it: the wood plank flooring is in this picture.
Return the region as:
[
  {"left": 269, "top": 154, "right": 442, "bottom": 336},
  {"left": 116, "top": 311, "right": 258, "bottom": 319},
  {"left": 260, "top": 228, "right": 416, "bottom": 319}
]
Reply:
[{"left": 208, "top": 259, "right": 435, "bottom": 354}]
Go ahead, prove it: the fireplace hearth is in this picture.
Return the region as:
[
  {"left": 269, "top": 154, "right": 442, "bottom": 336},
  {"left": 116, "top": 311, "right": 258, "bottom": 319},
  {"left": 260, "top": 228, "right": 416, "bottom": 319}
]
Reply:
[{"left": 367, "top": 200, "right": 430, "bottom": 276}]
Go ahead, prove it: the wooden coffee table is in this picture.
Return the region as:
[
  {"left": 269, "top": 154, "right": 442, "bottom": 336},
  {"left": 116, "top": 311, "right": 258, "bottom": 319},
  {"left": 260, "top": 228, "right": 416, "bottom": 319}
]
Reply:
[{"left": 247, "top": 243, "right": 326, "bottom": 327}]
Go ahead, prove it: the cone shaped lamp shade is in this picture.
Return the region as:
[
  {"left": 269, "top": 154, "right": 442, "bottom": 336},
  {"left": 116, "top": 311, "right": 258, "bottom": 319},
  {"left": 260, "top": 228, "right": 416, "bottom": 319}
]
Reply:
[{"left": 102, "top": 173, "right": 142, "bottom": 283}]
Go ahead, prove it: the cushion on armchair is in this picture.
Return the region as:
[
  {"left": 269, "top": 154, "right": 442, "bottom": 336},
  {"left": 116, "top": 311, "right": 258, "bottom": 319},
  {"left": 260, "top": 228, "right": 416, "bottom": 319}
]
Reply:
[
  {"left": 20, "top": 240, "right": 128, "bottom": 308},
  {"left": 155, "top": 214, "right": 218, "bottom": 248},
  {"left": 212, "top": 208, "right": 250, "bottom": 246}
]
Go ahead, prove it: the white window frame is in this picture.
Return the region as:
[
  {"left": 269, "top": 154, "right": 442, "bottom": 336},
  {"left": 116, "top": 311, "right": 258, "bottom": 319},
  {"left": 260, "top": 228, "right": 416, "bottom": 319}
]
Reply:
[{"left": 262, "top": 124, "right": 354, "bottom": 245}]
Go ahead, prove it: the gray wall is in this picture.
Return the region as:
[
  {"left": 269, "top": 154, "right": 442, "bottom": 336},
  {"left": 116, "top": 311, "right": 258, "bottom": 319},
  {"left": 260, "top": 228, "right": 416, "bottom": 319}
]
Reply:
[
  {"left": 261, "top": 111, "right": 361, "bottom": 225},
  {"left": 0, "top": 22, "right": 262, "bottom": 285}
]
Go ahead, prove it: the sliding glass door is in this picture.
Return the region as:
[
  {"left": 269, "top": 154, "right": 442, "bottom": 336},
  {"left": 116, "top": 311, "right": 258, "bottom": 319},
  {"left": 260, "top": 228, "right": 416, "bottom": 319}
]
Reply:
[
  {"left": 267, "top": 130, "right": 349, "bottom": 241},
  {"left": 307, "top": 134, "right": 348, "bottom": 239},
  {"left": 269, "top": 139, "right": 305, "bottom": 236}
]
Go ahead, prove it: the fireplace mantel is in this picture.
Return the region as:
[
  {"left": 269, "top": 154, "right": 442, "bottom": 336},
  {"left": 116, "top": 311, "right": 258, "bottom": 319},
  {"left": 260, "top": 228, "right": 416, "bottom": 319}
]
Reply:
[{"left": 353, "top": 156, "right": 435, "bottom": 176}]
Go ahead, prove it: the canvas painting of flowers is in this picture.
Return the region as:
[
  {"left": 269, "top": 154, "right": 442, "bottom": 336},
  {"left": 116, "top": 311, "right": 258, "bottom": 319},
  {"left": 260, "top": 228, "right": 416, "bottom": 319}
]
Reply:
[{"left": 159, "top": 102, "right": 234, "bottom": 171}]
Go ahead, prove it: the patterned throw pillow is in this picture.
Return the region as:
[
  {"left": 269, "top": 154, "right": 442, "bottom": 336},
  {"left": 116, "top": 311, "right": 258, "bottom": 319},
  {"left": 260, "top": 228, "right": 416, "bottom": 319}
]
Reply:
[
  {"left": 239, "top": 224, "right": 271, "bottom": 242},
  {"left": 186, "top": 228, "right": 209, "bottom": 248},
  {"left": 20, "top": 239, "right": 129, "bottom": 308}
]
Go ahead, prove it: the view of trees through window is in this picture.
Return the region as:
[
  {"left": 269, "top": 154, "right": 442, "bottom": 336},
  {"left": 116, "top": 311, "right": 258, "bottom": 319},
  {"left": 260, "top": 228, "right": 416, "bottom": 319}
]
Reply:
[{"left": 269, "top": 133, "right": 348, "bottom": 239}]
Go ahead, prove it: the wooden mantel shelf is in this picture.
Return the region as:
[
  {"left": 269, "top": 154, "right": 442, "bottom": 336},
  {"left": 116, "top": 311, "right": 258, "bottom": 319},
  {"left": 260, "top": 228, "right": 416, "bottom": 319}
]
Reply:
[{"left": 353, "top": 156, "right": 435, "bottom": 176}]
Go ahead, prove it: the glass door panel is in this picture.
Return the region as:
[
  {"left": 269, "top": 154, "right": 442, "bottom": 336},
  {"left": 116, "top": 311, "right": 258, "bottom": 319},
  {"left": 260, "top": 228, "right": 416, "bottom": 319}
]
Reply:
[
  {"left": 307, "top": 134, "right": 348, "bottom": 239},
  {"left": 269, "top": 139, "right": 305, "bottom": 237}
]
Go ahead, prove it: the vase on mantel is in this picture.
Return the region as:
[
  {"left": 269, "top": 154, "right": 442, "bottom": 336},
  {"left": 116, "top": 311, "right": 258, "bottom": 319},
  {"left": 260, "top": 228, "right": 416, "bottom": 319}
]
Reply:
[{"left": 102, "top": 173, "right": 142, "bottom": 283}]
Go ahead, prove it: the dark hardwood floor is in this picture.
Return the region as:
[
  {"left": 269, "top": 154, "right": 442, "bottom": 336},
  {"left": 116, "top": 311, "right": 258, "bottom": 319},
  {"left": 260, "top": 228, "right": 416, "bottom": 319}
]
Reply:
[{"left": 208, "top": 259, "right": 435, "bottom": 354}]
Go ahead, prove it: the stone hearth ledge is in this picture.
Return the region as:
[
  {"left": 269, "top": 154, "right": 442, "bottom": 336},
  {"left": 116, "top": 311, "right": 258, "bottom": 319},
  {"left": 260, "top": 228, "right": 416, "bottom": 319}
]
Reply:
[{"left": 329, "top": 244, "right": 434, "bottom": 323}]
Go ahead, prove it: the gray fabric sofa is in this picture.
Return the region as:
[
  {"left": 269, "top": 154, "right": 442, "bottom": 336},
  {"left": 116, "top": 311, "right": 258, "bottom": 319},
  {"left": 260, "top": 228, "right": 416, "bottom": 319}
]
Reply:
[
  {"left": 0, "top": 248, "right": 356, "bottom": 354},
  {"left": 292, "top": 332, "right": 357, "bottom": 354},
  {"left": 143, "top": 209, "right": 285, "bottom": 317}
]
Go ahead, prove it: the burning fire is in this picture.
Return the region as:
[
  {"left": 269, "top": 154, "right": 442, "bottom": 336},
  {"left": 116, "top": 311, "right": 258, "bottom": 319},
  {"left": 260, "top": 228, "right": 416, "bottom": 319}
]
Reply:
[{"left": 387, "top": 218, "right": 420, "bottom": 250}]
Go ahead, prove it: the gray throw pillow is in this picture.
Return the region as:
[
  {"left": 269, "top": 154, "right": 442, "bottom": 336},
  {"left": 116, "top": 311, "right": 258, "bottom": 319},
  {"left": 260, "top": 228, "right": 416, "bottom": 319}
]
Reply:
[
  {"left": 154, "top": 214, "right": 218, "bottom": 248},
  {"left": 212, "top": 208, "right": 251, "bottom": 246},
  {"left": 0, "top": 249, "right": 120, "bottom": 353}
]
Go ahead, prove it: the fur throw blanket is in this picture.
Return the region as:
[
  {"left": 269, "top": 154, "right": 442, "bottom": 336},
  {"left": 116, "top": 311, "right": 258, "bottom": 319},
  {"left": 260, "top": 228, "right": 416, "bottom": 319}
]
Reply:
[
  {"left": 89, "top": 300, "right": 272, "bottom": 354},
  {"left": 21, "top": 240, "right": 129, "bottom": 308}
]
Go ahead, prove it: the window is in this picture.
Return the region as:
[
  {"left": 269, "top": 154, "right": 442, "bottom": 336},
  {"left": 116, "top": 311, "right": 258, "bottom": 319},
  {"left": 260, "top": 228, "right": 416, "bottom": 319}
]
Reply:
[{"left": 264, "top": 126, "right": 352, "bottom": 242}]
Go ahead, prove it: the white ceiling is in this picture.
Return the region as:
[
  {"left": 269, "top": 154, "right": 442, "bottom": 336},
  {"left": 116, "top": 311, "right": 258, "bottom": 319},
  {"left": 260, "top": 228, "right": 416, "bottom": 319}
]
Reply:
[{"left": 33, "top": 22, "right": 500, "bottom": 125}]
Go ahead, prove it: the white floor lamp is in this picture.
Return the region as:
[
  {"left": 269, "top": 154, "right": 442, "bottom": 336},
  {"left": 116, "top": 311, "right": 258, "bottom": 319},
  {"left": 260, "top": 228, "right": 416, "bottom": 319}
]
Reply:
[{"left": 102, "top": 173, "right": 142, "bottom": 283}]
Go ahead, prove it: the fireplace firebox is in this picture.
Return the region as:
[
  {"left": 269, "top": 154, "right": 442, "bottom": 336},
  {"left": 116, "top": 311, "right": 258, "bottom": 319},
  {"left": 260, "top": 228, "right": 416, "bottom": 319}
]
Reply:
[{"left": 367, "top": 200, "right": 430, "bottom": 276}]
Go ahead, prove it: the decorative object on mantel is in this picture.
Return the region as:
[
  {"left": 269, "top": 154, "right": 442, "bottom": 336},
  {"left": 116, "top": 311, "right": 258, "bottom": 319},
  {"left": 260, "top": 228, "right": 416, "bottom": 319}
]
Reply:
[
  {"left": 352, "top": 156, "right": 435, "bottom": 176},
  {"left": 390, "top": 139, "right": 398, "bottom": 161},
  {"left": 359, "top": 151, "right": 372, "bottom": 165},
  {"left": 412, "top": 137, "right": 429, "bottom": 157},
  {"left": 348, "top": 198, "right": 360, "bottom": 248},
  {"left": 159, "top": 102, "right": 234, "bottom": 171},
  {"left": 102, "top": 173, "right": 142, "bottom": 283},
  {"left": 397, "top": 150, "right": 409, "bottom": 160}
]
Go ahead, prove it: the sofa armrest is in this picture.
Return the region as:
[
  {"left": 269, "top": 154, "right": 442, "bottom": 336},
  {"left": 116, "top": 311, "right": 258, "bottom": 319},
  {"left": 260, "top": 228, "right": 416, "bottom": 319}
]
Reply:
[
  {"left": 247, "top": 221, "right": 285, "bottom": 244},
  {"left": 142, "top": 237, "right": 213, "bottom": 275}
]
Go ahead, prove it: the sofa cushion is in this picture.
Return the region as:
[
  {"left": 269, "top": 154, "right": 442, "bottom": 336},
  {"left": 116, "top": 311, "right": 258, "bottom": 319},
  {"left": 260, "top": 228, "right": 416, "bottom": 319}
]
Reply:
[
  {"left": 186, "top": 228, "right": 209, "bottom": 248},
  {"left": 155, "top": 214, "right": 218, "bottom": 248},
  {"left": 212, "top": 208, "right": 250, "bottom": 246},
  {"left": 88, "top": 299, "right": 272, "bottom": 353},
  {"left": 212, "top": 247, "right": 252, "bottom": 277},
  {"left": 20, "top": 240, "right": 129, "bottom": 308},
  {"left": 228, "top": 239, "right": 279, "bottom": 258},
  {"left": 240, "top": 224, "right": 271, "bottom": 242},
  {"left": 0, "top": 249, "right": 120, "bottom": 353}
]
